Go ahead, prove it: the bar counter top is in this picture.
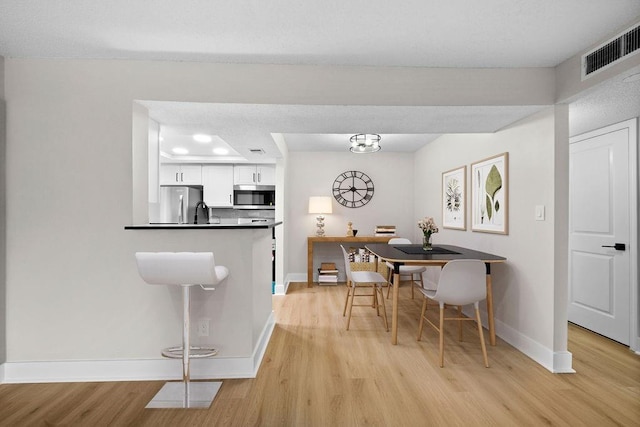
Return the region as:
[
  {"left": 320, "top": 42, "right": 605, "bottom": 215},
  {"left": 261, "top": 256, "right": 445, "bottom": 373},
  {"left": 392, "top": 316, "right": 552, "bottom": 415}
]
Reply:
[{"left": 125, "top": 221, "right": 282, "bottom": 230}]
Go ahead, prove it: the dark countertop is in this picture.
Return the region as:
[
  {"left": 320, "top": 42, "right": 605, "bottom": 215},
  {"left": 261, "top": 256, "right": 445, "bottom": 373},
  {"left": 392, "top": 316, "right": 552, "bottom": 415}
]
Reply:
[{"left": 124, "top": 221, "right": 282, "bottom": 230}]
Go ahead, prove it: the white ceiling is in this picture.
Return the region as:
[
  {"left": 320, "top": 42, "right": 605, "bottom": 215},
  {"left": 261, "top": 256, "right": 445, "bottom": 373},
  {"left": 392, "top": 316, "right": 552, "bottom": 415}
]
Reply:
[
  {"left": 1, "top": 0, "right": 638, "bottom": 67},
  {"left": 140, "top": 101, "right": 548, "bottom": 160},
  {"left": 2, "top": 1, "right": 639, "bottom": 160}
]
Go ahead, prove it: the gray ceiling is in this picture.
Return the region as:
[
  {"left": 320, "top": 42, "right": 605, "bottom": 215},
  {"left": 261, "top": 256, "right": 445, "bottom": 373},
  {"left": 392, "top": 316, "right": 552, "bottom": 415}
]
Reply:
[{"left": 2, "top": 1, "right": 639, "bottom": 161}]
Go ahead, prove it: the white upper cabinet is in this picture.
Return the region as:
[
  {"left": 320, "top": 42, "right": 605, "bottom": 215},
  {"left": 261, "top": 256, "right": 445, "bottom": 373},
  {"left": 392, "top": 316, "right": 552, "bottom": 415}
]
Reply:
[
  {"left": 234, "top": 164, "right": 276, "bottom": 185},
  {"left": 160, "top": 164, "right": 202, "bottom": 185},
  {"left": 257, "top": 165, "right": 276, "bottom": 185},
  {"left": 202, "top": 165, "right": 234, "bottom": 207}
]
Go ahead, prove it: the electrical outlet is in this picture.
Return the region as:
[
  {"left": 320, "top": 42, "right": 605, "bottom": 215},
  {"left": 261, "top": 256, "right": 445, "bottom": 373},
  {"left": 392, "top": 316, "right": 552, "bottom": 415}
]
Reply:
[{"left": 197, "top": 319, "right": 210, "bottom": 337}]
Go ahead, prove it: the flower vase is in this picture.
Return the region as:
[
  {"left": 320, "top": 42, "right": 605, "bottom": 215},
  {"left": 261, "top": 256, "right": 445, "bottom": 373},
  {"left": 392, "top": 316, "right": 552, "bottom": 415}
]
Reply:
[{"left": 422, "top": 233, "right": 433, "bottom": 251}]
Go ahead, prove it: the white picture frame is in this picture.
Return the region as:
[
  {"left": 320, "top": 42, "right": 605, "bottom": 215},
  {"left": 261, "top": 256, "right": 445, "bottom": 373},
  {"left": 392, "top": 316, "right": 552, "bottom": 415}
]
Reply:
[
  {"left": 471, "top": 152, "right": 509, "bottom": 234},
  {"left": 442, "top": 166, "right": 466, "bottom": 230}
]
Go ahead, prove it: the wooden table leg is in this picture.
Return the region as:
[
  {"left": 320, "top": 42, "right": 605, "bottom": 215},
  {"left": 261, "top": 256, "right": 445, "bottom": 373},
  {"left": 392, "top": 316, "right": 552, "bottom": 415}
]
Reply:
[
  {"left": 486, "top": 273, "right": 496, "bottom": 346},
  {"left": 392, "top": 269, "right": 400, "bottom": 345},
  {"left": 307, "top": 239, "right": 313, "bottom": 287}
]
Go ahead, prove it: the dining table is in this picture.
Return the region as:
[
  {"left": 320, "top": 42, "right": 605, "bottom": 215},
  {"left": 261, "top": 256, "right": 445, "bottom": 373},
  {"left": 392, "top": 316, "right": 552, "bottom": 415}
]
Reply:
[{"left": 365, "top": 243, "right": 506, "bottom": 346}]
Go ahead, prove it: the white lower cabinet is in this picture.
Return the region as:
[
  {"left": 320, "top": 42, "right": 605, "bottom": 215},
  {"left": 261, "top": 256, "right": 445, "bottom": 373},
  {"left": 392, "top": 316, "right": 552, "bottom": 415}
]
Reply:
[{"left": 202, "top": 165, "right": 234, "bottom": 207}]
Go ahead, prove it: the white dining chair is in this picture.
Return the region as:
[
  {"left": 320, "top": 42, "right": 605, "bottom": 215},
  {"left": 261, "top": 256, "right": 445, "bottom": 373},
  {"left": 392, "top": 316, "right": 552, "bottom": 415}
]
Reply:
[
  {"left": 416, "top": 259, "right": 489, "bottom": 368},
  {"left": 341, "top": 245, "right": 388, "bottom": 331},
  {"left": 385, "top": 237, "right": 427, "bottom": 299},
  {"left": 135, "top": 252, "right": 229, "bottom": 408}
]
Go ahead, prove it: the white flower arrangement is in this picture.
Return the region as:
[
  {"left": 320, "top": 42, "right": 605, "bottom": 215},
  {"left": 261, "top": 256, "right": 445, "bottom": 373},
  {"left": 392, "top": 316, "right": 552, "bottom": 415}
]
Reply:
[{"left": 418, "top": 217, "right": 439, "bottom": 236}]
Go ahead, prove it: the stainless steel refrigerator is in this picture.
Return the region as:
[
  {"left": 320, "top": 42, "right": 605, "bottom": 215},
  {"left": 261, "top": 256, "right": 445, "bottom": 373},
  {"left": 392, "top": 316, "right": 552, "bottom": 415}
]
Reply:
[{"left": 157, "top": 186, "right": 203, "bottom": 224}]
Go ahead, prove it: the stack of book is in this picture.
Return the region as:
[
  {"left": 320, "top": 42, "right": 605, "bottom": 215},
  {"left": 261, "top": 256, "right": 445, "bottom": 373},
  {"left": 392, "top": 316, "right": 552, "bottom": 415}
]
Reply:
[
  {"left": 349, "top": 247, "right": 374, "bottom": 263},
  {"left": 375, "top": 225, "right": 396, "bottom": 236},
  {"left": 318, "top": 262, "right": 339, "bottom": 285}
]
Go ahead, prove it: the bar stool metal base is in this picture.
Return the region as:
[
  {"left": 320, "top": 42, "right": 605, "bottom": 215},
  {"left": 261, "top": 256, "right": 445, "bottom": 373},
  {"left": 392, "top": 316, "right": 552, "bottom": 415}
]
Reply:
[
  {"left": 135, "top": 253, "right": 230, "bottom": 410},
  {"left": 145, "top": 381, "right": 223, "bottom": 409},
  {"left": 162, "top": 346, "right": 218, "bottom": 359}
]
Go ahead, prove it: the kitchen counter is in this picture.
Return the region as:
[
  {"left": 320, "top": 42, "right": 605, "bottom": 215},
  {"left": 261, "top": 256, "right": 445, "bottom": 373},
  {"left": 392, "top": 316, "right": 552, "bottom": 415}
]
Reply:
[
  {"left": 125, "top": 220, "right": 280, "bottom": 379},
  {"left": 124, "top": 221, "right": 282, "bottom": 230}
]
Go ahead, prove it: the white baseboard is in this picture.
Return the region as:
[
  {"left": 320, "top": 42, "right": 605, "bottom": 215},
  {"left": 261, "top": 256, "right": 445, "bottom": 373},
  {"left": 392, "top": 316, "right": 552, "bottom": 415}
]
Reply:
[
  {"left": 552, "top": 351, "right": 575, "bottom": 373},
  {"left": 279, "top": 273, "right": 306, "bottom": 294},
  {"left": 461, "top": 307, "right": 574, "bottom": 373},
  {"left": 274, "top": 283, "right": 287, "bottom": 295},
  {"left": 1, "top": 313, "right": 275, "bottom": 384},
  {"left": 492, "top": 315, "right": 574, "bottom": 373}
]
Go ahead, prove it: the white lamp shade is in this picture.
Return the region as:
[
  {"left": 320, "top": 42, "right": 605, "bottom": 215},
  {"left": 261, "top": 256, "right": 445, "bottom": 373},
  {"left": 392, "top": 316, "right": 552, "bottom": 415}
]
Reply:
[{"left": 308, "top": 196, "right": 333, "bottom": 214}]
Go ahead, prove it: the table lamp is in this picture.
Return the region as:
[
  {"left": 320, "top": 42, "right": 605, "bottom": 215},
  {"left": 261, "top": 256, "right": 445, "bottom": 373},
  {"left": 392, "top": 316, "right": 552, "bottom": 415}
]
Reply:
[{"left": 308, "top": 196, "right": 333, "bottom": 237}]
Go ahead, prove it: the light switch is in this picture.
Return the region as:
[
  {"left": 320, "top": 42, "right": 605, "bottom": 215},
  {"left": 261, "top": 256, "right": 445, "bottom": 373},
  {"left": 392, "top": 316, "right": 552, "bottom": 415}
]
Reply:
[{"left": 535, "top": 205, "right": 545, "bottom": 221}]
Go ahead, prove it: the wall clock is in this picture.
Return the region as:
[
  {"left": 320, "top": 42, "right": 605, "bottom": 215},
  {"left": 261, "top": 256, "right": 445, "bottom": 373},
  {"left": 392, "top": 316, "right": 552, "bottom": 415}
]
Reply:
[{"left": 332, "top": 170, "right": 375, "bottom": 208}]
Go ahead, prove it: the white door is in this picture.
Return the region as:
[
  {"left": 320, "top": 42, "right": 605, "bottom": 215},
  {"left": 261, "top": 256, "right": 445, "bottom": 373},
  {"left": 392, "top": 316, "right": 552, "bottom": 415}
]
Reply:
[{"left": 568, "top": 120, "right": 635, "bottom": 345}]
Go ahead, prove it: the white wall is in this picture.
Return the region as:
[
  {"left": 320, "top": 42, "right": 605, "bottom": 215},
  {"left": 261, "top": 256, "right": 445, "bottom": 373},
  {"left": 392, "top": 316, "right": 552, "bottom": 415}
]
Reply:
[
  {"left": 413, "top": 107, "right": 570, "bottom": 369},
  {"left": 285, "top": 151, "right": 415, "bottom": 282},
  {"left": 556, "top": 35, "right": 640, "bottom": 103},
  {"left": 2, "top": 58, "right": 555, "bottom": 370},
  {"left": 271, "top": 133, "right": 289, "bottom": 293},
  {"left": 0, "top": 55, "right": 6, "bottom": 367}
]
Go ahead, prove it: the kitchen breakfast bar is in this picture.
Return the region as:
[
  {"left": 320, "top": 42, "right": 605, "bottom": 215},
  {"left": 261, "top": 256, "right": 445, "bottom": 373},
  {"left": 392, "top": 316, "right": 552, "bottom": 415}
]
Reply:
[{"left": 124, "top": 221, "right": 281, "bottom": 379}]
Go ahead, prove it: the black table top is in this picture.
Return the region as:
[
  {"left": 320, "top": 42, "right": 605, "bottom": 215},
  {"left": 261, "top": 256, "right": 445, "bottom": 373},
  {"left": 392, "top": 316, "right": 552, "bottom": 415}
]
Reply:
[{"left": 365, "top": 243, "right": 506, "bottom": 264}]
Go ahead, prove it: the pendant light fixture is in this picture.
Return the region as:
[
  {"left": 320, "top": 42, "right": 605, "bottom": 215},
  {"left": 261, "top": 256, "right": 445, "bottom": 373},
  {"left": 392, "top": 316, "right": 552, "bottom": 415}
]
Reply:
[{"left": 349, "top": 133, "right": 381, "bottom": 153}]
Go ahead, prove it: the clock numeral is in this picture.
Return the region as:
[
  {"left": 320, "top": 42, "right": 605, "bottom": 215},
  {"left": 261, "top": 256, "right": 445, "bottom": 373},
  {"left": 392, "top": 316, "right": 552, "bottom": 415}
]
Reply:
[{"left": 333, "top": 171, "right": 374, "bottom": 208}]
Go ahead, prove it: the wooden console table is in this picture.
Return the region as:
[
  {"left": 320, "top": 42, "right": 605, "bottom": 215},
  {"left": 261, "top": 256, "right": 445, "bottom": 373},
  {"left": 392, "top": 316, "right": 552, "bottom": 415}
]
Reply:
[{"left": 307, "top": 235, "right": 393, "bottom": 286}]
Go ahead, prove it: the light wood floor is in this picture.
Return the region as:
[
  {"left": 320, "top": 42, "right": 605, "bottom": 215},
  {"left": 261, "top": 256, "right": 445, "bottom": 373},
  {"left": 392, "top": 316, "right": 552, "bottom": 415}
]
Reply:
[{"left": 1, "top": 282, "right": 639, "bottom": 426}]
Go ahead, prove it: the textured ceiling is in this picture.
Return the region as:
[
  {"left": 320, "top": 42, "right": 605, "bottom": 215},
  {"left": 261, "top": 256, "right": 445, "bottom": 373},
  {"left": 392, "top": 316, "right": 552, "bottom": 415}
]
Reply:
[
  {"left": 1, "top": 0, "right": 638, "bottom": 68},
  {"left": 142, "top": 102, "right": 547, "bottom": 159},
  {"left": 2, "top": 1, "right": 639, "bottom": 159}
]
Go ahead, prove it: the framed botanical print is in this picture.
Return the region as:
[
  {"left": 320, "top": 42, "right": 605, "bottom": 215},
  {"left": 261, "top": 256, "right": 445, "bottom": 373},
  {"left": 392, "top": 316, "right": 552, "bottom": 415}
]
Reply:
[
  {"left": 471, "top": 152, "right": 509, "bottom": 234},
  {"left": 442, "top": 166, "right": 466, "bottom": 230}
]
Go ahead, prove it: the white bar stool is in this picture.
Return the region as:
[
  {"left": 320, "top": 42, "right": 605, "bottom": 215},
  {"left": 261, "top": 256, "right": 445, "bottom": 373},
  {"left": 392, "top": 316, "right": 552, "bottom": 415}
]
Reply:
[{"left": 135, "top": 252, "right": 229, "bottom": 408}]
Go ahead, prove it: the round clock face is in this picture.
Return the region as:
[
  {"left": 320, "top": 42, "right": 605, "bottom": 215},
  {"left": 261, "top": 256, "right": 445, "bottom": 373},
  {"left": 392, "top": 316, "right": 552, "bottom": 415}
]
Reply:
[{"left": 332, "top": 170, "right": 375, "bottom": 208}]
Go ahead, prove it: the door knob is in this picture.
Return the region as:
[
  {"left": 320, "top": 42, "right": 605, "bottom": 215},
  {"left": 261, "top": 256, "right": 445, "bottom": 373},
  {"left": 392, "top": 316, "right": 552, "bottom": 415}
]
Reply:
[{"left": 602, "top": 243, "right": 626, "bottom": 251}]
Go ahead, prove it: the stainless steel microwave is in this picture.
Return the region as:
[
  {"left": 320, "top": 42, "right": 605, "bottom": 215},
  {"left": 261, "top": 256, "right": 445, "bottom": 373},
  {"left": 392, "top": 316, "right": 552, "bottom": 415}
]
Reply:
[{"left": 233, "top": 185, "right": 275, "bottom": 209}]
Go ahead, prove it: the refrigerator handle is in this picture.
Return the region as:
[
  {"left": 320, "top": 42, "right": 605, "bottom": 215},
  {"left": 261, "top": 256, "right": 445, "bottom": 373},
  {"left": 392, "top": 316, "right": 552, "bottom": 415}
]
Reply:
[{"left": 178, "top": 195, "right": 184, "bottom": 224}]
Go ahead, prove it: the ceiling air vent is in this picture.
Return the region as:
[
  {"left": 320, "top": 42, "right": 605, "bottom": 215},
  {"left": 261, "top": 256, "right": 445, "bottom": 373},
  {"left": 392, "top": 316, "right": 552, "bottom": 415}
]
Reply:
[
  {"left": 249, "top": 148, "right": 265, "bottom": 154},
  {"left": 583, "top": 23, "right": 640, "bottom": 79}
]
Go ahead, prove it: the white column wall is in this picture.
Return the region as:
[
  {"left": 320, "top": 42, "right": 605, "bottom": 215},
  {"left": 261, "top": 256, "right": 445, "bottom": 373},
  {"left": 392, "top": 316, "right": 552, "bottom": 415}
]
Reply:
[{"left": 0, "top": 55, "right": 6, "bottom": 368}]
